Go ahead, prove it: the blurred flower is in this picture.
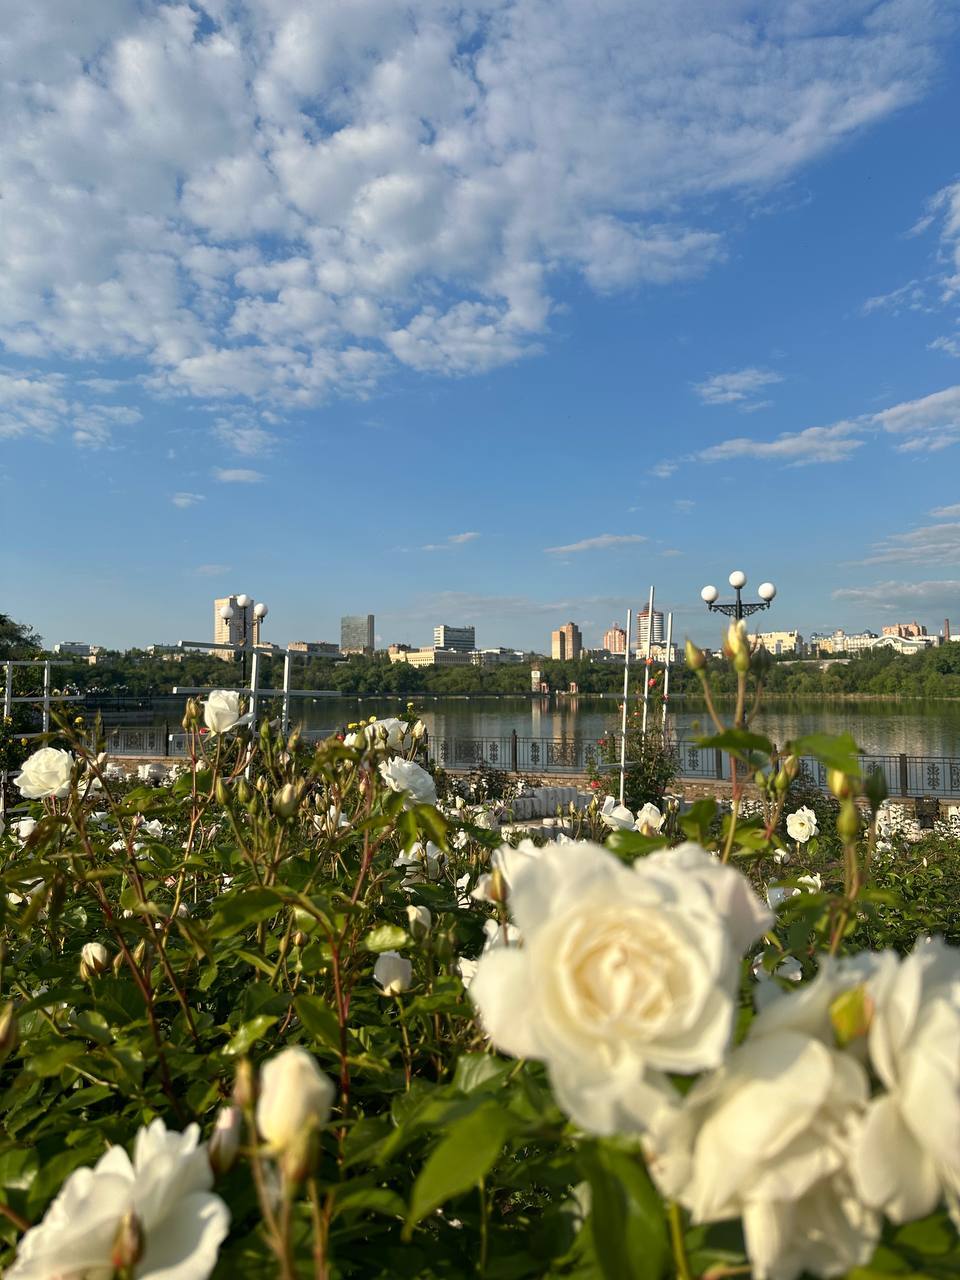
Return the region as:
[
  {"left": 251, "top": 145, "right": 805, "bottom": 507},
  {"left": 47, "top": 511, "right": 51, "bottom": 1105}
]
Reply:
[
  {"left": 636, "top": 802, "right": 665, "bottom": 834},
  {"left": 374, "top": 951, "right": 413, "bottom": 995},
  {"left": 6, "top": 1119, "right": 229, "bottom": 1280},
  {"left": 80, "top": 942, "right": 110, "bottom": 978},
  {"left": 344, "top": 717, "right": 406, "bottom": 749},
  {"left": 256, "top": 1048, "right": 336, "bottom": 1155},
  {"left": 405, "top": 904, "right": 432, "bottom": 939},
  {"left": 15, "top": 747, "right": 74, "bottom": 800},
  {"left": 394, "top": 841, "right": 443, "bottom": 887},
  {"left": 12, "top": 817, "right": 37, "bottom": 843},
  {"left": 599, "top": 795, "right": 636, "bottom": 830},
  {"left": 207, "top": 1106, "right": 242, "bottom": 1178}
]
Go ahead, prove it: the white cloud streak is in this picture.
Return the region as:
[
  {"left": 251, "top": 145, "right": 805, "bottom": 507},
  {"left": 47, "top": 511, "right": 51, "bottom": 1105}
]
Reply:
[
  {"left": 213, "top": 467, "right": 264, "bottom": 483},
  {"left": 832, "top": 580, "right": 960, "bottom": 610},
  {"left": 693, "top": 367, "right": 783, "bottom": 405},
  {"left": 171, "top": 492, "right": 205, "bottom": 508},
  {"left": 545, "top": 534, "right": 647, "bottom": 554}
]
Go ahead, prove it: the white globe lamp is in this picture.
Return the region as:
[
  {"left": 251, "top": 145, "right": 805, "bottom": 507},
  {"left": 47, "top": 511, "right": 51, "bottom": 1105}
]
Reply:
[
  {"left": 253, "top": 602, "right": 269, "bottom": 620},
  {"left": 235, "top": 593, "right": 252, "bottom": 609},
  {"left": 728, "top": 570, "right": 747, "bottom": 590},
  {"left": 218, "top": 604, "right": 234, "bottom": 621},
  {"left": 757, "top": 582, "right": 777, "bottom": 602},
  {"left": 700, "top": 585, "right": 719, "bottom": 604}
]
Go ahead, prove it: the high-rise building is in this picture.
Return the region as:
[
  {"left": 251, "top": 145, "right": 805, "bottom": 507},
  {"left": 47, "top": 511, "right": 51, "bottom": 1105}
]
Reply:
[
  {"left": 603, "top": 624, "right": 627, "bottom": 654},
  {"left": 756, "top": 630, "right": 804, "bottom": 656},
  {"left": 433, "top": 624, "right": 476, "bottom": 652},
  {"left": 636, "top": 606, "right": 665, "bottom": 650},
  {"left": 214, "top": 595, "right": 262, "bottom": 661},
  {"left": 341, "top": 614, "right": 375, "bottom": 655},
  {"left": 551, "top": 622, "right": 582, "bottom": 661}
]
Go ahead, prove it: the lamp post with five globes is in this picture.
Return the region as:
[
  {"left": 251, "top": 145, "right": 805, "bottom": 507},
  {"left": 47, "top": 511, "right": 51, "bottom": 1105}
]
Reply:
[
  {"left": 700, "top": 571, "right": 776, "bottom": 622},
  {"left": 218, "top": 593, "right": 269, "bottom": 681}
]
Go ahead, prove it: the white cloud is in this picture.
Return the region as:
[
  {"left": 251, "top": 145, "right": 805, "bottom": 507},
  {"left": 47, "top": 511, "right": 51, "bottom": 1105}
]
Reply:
[
  {"left": 0, "top": 0, "right": 947, "bottom": 418},
  {"left": 171, "top": 492, "right": 205, "bottom": 508},
  {"left": 861, "top": 279, "right": 929, "bottom": 315},
  {"left": 194, "top": 563, "right": 231, "bottom": 577},
  {"left": 931, "top": 503, "right": 960, "bottom": 518},
  {"left": 213, "top": 467, "right": 264, "bottom": 483},
  {"left": 696, "top": 422, "right": 863, "bottom": 465},
  {"left": 832, "top": 580, "right": 960, "bottom": 610},
  {"left": 420, "top": 531, "right": 481, "bottom": 551},
  {"left": 857, "top": 521, "right": 960, "bottom": 566},
  {"left": 694, "top": 367, "right": 783, "bottom": 406},
  {"left": 0, "top": 367, "right": 142, "bottom": 445},
  {"left": 545, "top": 534, "right": 647, "bottom": 554},
  {"left": 213, "top": 415, "right": 277, "bottom": 456},
  {"left": 872, "top": 384, "right": 960, "bottom": 451}
]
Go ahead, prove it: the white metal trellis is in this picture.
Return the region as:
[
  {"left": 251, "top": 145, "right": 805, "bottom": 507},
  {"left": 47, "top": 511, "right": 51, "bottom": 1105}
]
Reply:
[
  {"left": 1, "top": 659, "right": 85, "bottom": 814},
  {"left": 168, "top": 638, "right": 342, "bottom": 774}
]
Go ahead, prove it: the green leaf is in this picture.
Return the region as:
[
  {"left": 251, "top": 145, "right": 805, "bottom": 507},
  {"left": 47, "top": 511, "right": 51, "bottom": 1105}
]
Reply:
[
  {"left": 363, "top": 924, "right": 409, "bottom": 952},
  {"left": 789, "top": 732, "right": 861, "bottom": 776},
  {"left": 452, "top": 1053, "right": 511, "bottom": 1094},
  {"left": 209, "top": 888, "right": 282, "bottom": 937},
  {"left": 405, "top": 1100, "right": 513, "bottom": 1231},
  {"left": 223, "top": 1014, "right": 278, "bottom": 1056},
  {"left": 580, "top": 1142, "right": 669, "bottom": 1280},
  {"left": 697, "top": 729, "right": 774, "bottom": 758},
  {"left": 679, "top": 798, "right": 717, "bottom": 844},
  {"left": 27, "top": 1041, "right": 87, "bottom": 1077},
  {"left": 294, "top": 995, "right": 343, "bottom": 1051}
]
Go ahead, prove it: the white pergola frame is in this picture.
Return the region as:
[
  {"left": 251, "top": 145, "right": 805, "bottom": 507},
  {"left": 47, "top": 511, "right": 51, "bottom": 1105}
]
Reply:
[{"left": 1, "top": 659, "right": 85, "bottom": 815}]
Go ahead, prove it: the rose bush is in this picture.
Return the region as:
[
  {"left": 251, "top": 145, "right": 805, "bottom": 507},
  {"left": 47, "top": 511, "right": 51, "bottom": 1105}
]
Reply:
[{"left": 0, "top": 668, "right": 958, "bottom": 1280}]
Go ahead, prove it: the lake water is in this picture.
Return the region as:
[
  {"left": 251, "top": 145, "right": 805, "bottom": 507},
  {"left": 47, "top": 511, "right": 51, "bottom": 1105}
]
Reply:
[{"left": 288, "top": 694, "right": 960, "bottom": 759}]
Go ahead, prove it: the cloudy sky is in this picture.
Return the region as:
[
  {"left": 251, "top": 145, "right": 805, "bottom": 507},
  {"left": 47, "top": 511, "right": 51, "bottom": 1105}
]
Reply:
[{"left": 3, "top": 0, "right": 960, "bottom": 651}]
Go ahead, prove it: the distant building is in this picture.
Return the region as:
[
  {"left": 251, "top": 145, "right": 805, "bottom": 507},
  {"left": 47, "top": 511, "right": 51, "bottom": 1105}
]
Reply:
[
  {"left": 882, "top": 621, "right": 927, "bottom": 638},
  {"left": 433, "top": 624, "right": 476, "bottom": 652},
  {"left": 637, "top": 607, "right": 665, "bottom": 649},
  {"left": 214, "top": 595, "right": 263, "bottom": 661},
  {"left": 388, "top": 647, "right": 472, "bottom": 668},
  {"left": 756, "top": 630, "right": 804, "bottom": 656},
  {"left": 471, "top": 648, "right": 525, "bottom": 666},
  {"left": 341, "top": 614, "right": 375, "bottom": 656},
  {"left": 53, "top": 642, "right": 103, "bottom": 659},
  {"left": 288, "top": 641, "right": 341, "bottom": 658},
  {"left": 813, "top": 629, "right": 935, "bottom": 657},
  {"left": 603, "top": 624, "right": 627, "bottom": 654},
  {"left": 551, "top": 622, "right": 582, "bottom": 661}
]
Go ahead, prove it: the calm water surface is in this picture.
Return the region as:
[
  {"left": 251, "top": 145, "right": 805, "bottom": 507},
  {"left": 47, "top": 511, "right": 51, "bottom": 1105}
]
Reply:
[{"left": 291, "top": 695, "right": 960, "bottom": 759}]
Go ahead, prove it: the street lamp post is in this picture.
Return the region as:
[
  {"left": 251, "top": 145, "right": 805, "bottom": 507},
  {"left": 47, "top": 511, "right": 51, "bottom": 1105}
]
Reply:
[
  {"left": 218, "top": 594, "right": 269, "bottom": 681},
  {"left": 700, "top": 571, "right": 776, "bottom": 622}
]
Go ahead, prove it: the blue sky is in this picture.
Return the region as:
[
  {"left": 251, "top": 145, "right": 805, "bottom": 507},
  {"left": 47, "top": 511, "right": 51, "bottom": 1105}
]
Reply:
[{"left": 3, "top": 0, "right": 960, "bottom": 653}]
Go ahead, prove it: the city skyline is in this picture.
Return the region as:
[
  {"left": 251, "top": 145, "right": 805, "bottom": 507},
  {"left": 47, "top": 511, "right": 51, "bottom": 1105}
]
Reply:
[{"left": 3, "top": 4, "right": 960, "bottom": 648}]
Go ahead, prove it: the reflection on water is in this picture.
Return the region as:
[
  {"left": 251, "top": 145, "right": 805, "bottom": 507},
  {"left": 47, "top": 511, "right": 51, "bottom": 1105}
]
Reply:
[{"left": 296, "top": 695, "right": 960, "bottom": 759}]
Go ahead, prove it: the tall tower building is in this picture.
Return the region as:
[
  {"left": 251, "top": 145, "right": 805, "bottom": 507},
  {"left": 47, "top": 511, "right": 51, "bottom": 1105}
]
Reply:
[
  {"left": 603, "top": 624, "right": 627, "bottom": 654},
  {"left": 213, "top": 595, "right": 262, "bottom": 661},
  {"left": 637, "top": 606, "right": 665, "bottom": 650},
  {"left": 341, "top": 614, "right": 375, "bottom": 655},
  {"left": 434, "top": 624, "right": 476, "bottom": 652},
  {"left": 551, "top": 621, "right": 582, "bottom": 661}
]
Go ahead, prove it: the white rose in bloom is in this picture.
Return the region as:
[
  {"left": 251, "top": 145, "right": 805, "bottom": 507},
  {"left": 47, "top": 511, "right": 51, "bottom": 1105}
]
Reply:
[
  {"left": 13, "top": 817, "right": 37, "bottom": 843},
  {"left": 405, "top": 903, "right": 432, "bottom": 939},
  {"left": 7, "top": 1119, "right": 229, "bottom": 1280},
  {"left": 772, "top": 848, "right": 791, "bottom": 865},
  {"left": 256, "top": 1047, "right": 336, "bottom": 1155},
  {"left": 202, "top": 690, "right": 244, "bottom": 734},
  {"left": 635, "top": 802, "right": 665, "bottom": 834},
  {"left": 850, "top": 939, "right": 960, "bottom": 1225},
  {"left": 138, "top": 818, "right": 165, "bottom": 840},
  {"left": 767, "top": 873, "right": 822, "bottom": 911},
  {"left": 469, "top": 840, "right": 771, "bottom": 1135},
  {"left": 651, "top": 1025, "right": 879, "bottom": 1280},
  {"left": 14, "top": 747, "right": 74, "bottom": 799},
  {"left": 378, "top": 758, "right": 437, "bottom": 808},
  {"left": 374, "top": 950, "right": 413, "bottom": 994},
  {"left": 786, "top": 806, "right": 819, "bottom": 843},
  {"left": 599, "top": 795, "right": 636, "bottom": 830}
]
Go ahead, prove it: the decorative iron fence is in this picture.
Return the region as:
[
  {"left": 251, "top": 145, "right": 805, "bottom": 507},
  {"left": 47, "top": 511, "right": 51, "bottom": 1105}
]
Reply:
[{"left": 98, "top": 727, "right": 960, "bottom": 801}]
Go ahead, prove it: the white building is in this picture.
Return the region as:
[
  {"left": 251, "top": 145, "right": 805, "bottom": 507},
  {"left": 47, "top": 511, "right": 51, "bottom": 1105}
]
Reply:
[
  {"left": 433, "top": 624, "right": 476, "bottom": 652},
  {"left": 756, "top": 630, "right": 804, "bottom": 656}
]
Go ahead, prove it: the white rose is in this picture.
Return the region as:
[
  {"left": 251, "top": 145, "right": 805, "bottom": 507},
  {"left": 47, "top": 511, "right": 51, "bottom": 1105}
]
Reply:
[
  {"left": 15, "top": 747, "right": 74, "bottom": 800},
  {"left": 256, "top": 1047, "right": 336, "bottom": 1154},
  {"left": 208, "top": 1105, "right": 242, "bottom": 1177},
  {"left": 469, "top": 840, "right": 771, "bottom": 1135},
  {"left": 6, "top": 1119, "right": 229, "bottom": 1280},
  {"left": 599, "top": 795, "right": 636, "bottom": 830},
  {"left": 345, "top": 717, "right": 406, "bottom": 749},
  {"left": 785, "top": 806, "right": 818, "bottom": 843},
  {"left": 13, "top": 817, "right": 37, "bottom": 843},
  {"left": 138, "top": 818, "right": 165, "bottom": 840},
  {"left": 651, "top": 1024, "right": 879, "bottom": 1280},
  {"left": 850, "top": 939, "right": 960, "bottom": 1225},
  {"left": 405, "top": 904, "right": 432, "bottom": 939},
  {"left": 772, "top": 848, "right": 791, "bottom": 865},
  {"left": 80, "top": 942, "right": 110, "bottom": 976},
  {"left": 394, "top": 841, "right": 443, "bottom": 887},
  {"left": 635, "top": 802, "right": 665, "bottom": 834},
  {"left": 374, "top": 950, "right": 413, "bottom": 995},
  {"left": 471, "top": 840, "right": 543, "bottom": 903},
  {"left": 378, "top": 758, "right": 437, "bottom": 808},
  {"left": 202, "top": 689, "right": 245, "bottom": 734}
]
